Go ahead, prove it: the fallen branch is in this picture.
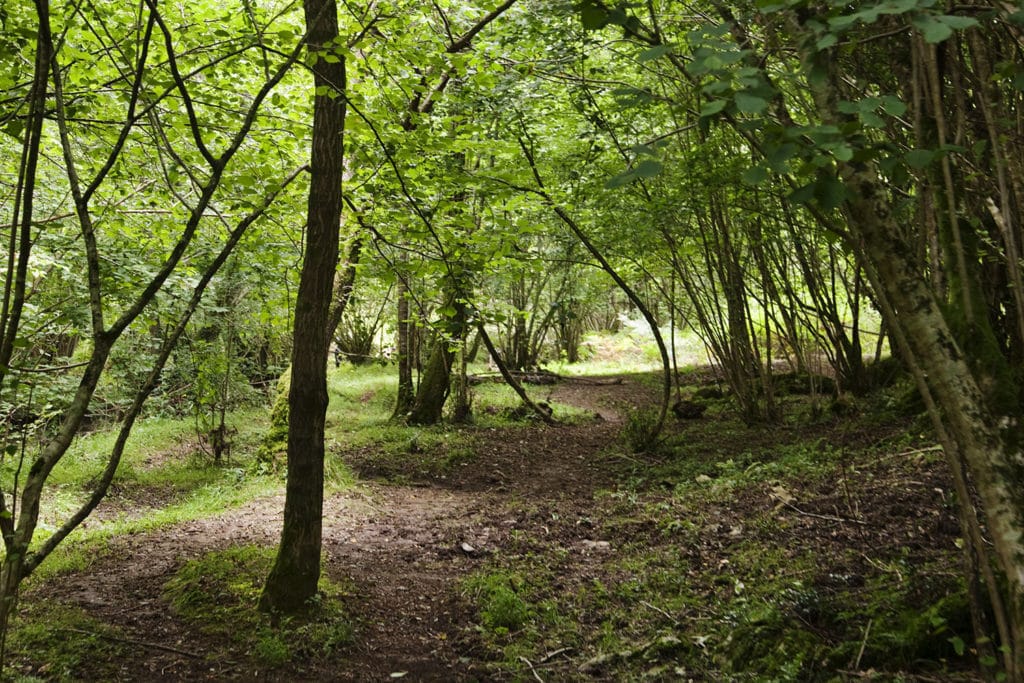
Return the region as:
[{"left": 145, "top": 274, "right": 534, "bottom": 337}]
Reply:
[
  {"left": 519, "top": 655, "right": 544, "bottom": 682},
  {"left": 546, "top": 373, "right": 623, "bottom": 386},
  {"left": 580, "top": 634, "right": 684, "bottom": 674},
  {"left": 468, "top": 371, "right": 624, "bottom": 386},
  {"left": 784, "top": 502, "right": 867, "bottom": 526},
  {"left": 539, "top": 647, "right": 573, "bottom": 663},
  {"left": 57, "top": 628, "right": 203, "bottom": 659},
  {"left": 853, "top": 618, "right": 872, "bottom": 670},
  {"left": 476, "top": 321, "right": 558, "bottom": 426},
  {"left": 640, "top": 600, "right": 678, "bottom": 625}
]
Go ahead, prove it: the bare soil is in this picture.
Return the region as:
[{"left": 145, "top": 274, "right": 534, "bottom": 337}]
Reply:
[{"left": 20, "top": 374, "right": 966, "bottom": 681}]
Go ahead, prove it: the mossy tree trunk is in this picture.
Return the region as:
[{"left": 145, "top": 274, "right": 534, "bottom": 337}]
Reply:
[
  {"left": 407, "top": 286, "right": 468, "bottom": 426},
  {"left": 806, "top": 49, "right": 1024, "bottom": 676},
  {"left": 407, "top": 333, "right": 453, "bottom": 425},
  {"left": 842, "top": 162, "right": 1024, "bottom": 676},
  {"left": 259, "top": 0, "right": 345, "bottom": 615}
]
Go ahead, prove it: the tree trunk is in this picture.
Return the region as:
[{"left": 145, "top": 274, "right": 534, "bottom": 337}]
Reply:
[
  {"left": 259, "top": 0, "right": 345, "bottom": 615},
  {"left": 325, "top": 237, "right": 362, "bottom": 347},
  {"left": 800, "top": 43, "right": 1024, "bottom": 673},
  {"left": 406, "top": 332, "right": 452, "bottom": 425},
  {"left": 392, "top": 271, "right": 415, "bottom": 419},
  {"left": 842, "top": 162, "right": 1024, "bottom": 676}
]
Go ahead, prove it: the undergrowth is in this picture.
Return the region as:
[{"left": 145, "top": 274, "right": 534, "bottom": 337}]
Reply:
[
  {"left": 457, "top": 391, "right": 973, "bottom": 681},
  {"left": 163, "top": 545, "right": 353, "bottom": 668},
  {"left": 4, "top": 603, "right": 131, "bottom": 681}
]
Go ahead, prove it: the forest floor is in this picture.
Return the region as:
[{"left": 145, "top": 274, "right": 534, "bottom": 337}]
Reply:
[{"left": 12, "top": 370, "right": 979, "bottom": 681}]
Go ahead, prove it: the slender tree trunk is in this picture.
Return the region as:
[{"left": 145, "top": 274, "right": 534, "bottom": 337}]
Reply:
[
  {"left": 259, "top": 0, "right": 345, "bottom": 614},
  {"left": 843, "top": 164, "right": 1024, "bottom": 676},
  {"left": 0, "top": 0, "right": 55, "bottom": 655},
  {"left": 392, "top": 269, "right": 415, "bottom": 419},
  {"left": 325, "top": 237, "right": 363, "bottom": 346},
  {"left": 477, "top": 320, "right": 556, "bottom": 425},
  {"left": 807, "top": 50, "right": 1024, "bottom": 672}
]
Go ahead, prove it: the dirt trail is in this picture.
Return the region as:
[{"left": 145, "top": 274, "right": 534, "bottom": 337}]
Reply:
[{"left": 28, "top": 376, "right": 656, "bottom": 681}]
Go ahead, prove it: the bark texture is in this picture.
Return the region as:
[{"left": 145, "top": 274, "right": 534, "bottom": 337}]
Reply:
[{"left": 259, "top": 0, "right": 345, "bottom": 614}]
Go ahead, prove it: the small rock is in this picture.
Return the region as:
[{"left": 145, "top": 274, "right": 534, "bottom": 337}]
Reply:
[{"left": 581, "top": 540, "right": 611, "bottom": 551}]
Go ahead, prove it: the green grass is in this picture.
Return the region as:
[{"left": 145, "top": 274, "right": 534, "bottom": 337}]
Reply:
[
  {"left": 5, "top": 602, "right": 132, "bottom": 682},
  {"left": 9, "top": 404, "right": 294, "bottom": 579},
  {"left": 31, "top": 472, "right": 281, "bottom": 580},
  {"left": 463, "top": 571, "right": 533, "bottom": 633},
  {"left": 163, "top": 545, "right": 353, "bottom": 667},
  {"left": 320, "top": 363, "right": 593, "bottom": 483}
]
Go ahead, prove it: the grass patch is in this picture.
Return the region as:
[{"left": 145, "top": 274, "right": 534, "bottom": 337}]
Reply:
[
  {"left": 5, "top": 602, "right": 132, "bottom": 681},
  {"left": 464, "top": 571, "right": 533, "bottom": 633},
  {"left": 28, "top": 468, "right": 281, "bottom": 581},
  {"left": 163, "top": 545, "right": 353, "bottom": 668}
]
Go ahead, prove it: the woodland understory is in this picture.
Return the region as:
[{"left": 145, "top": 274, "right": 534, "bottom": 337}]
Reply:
[
  {"left": 1, "top": 0, "right": 1023, "bottom": 680},
  {"left": 4, "top": 363, "right": 982, "bottom": 681}
]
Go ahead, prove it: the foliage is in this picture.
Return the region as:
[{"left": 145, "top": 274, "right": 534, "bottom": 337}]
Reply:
[
  {"left": 1, "top": 0, "right": 1022, "bottom": 673},
  {"left": 621, "top": 407, "right": 662, "bottom": 453}
]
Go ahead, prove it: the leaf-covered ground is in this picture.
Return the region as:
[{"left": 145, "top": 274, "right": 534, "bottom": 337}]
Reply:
[{"left": 12, "top": 372, "right": 979, "bottom": 681}]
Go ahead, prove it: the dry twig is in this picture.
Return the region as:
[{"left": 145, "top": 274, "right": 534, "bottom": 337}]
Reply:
[{"left": 57, "top": 628, "right": 203, "bottom": 659}]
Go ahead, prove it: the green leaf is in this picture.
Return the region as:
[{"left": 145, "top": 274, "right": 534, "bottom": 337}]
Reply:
[
  {"left": 816, "top": 34, "right": 838, "bottom": 50},
  {"left": 828, "top": 14, "right": 860, "bottom": 31},
  {"left": 580, "top": 4, "right": 609, "bottom": 30},
  {"left": 829, "top": 143, "right": 854, "bottom": 161},
  {"left": 938, "top": 15, "right": 979, "bottom": 30},
  {"left": 913, "top": 15, "right": 953, "bottom": 43},
  {"left": 699, "top": 99, "right": 727, "bottom": 117},
  {"left": 879, "top": 95, "right": 907, "bottom": 116},
  {"left": 634, "top": 159, "right": 664, "bottom": 178},
  {"left": 734, "top": 91, "right": 768, "bottom": 114},
  {"left": 877, "top": 0, "right": 920, "bottom": 13},
  {"left": 605, "top": 170, "right": 636, "bottom": 189},
  {"left": 905, "top": 148, "right": 936, "bottom": 168},
  {"left": 766, "top": 143, "right": 798, "bottom": 171},
  {"left": 789, "top": 183, "right": 816, "bottom": 204},
  {"left": 837, "top": 100, "right": 860, "bottom": 114},
  {"left": 742, "top": 164, "right": 769, "bottom": 186},
  {"left": 860, "top": 111, "right": 885, "bottom": 128},
  {"left": 816, "top": 178, "right": 848, "bottom": 210},
  {"left": 3, "top": 119, "right": 24, "bottom": 139},
  {"left": 638, "top": 45, "right": 671, "bottom": 63}
]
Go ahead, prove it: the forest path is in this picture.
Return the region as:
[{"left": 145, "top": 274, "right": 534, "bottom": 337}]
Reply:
[{"left": 28, "top": 375, "right": 658, "bottom": 681}]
